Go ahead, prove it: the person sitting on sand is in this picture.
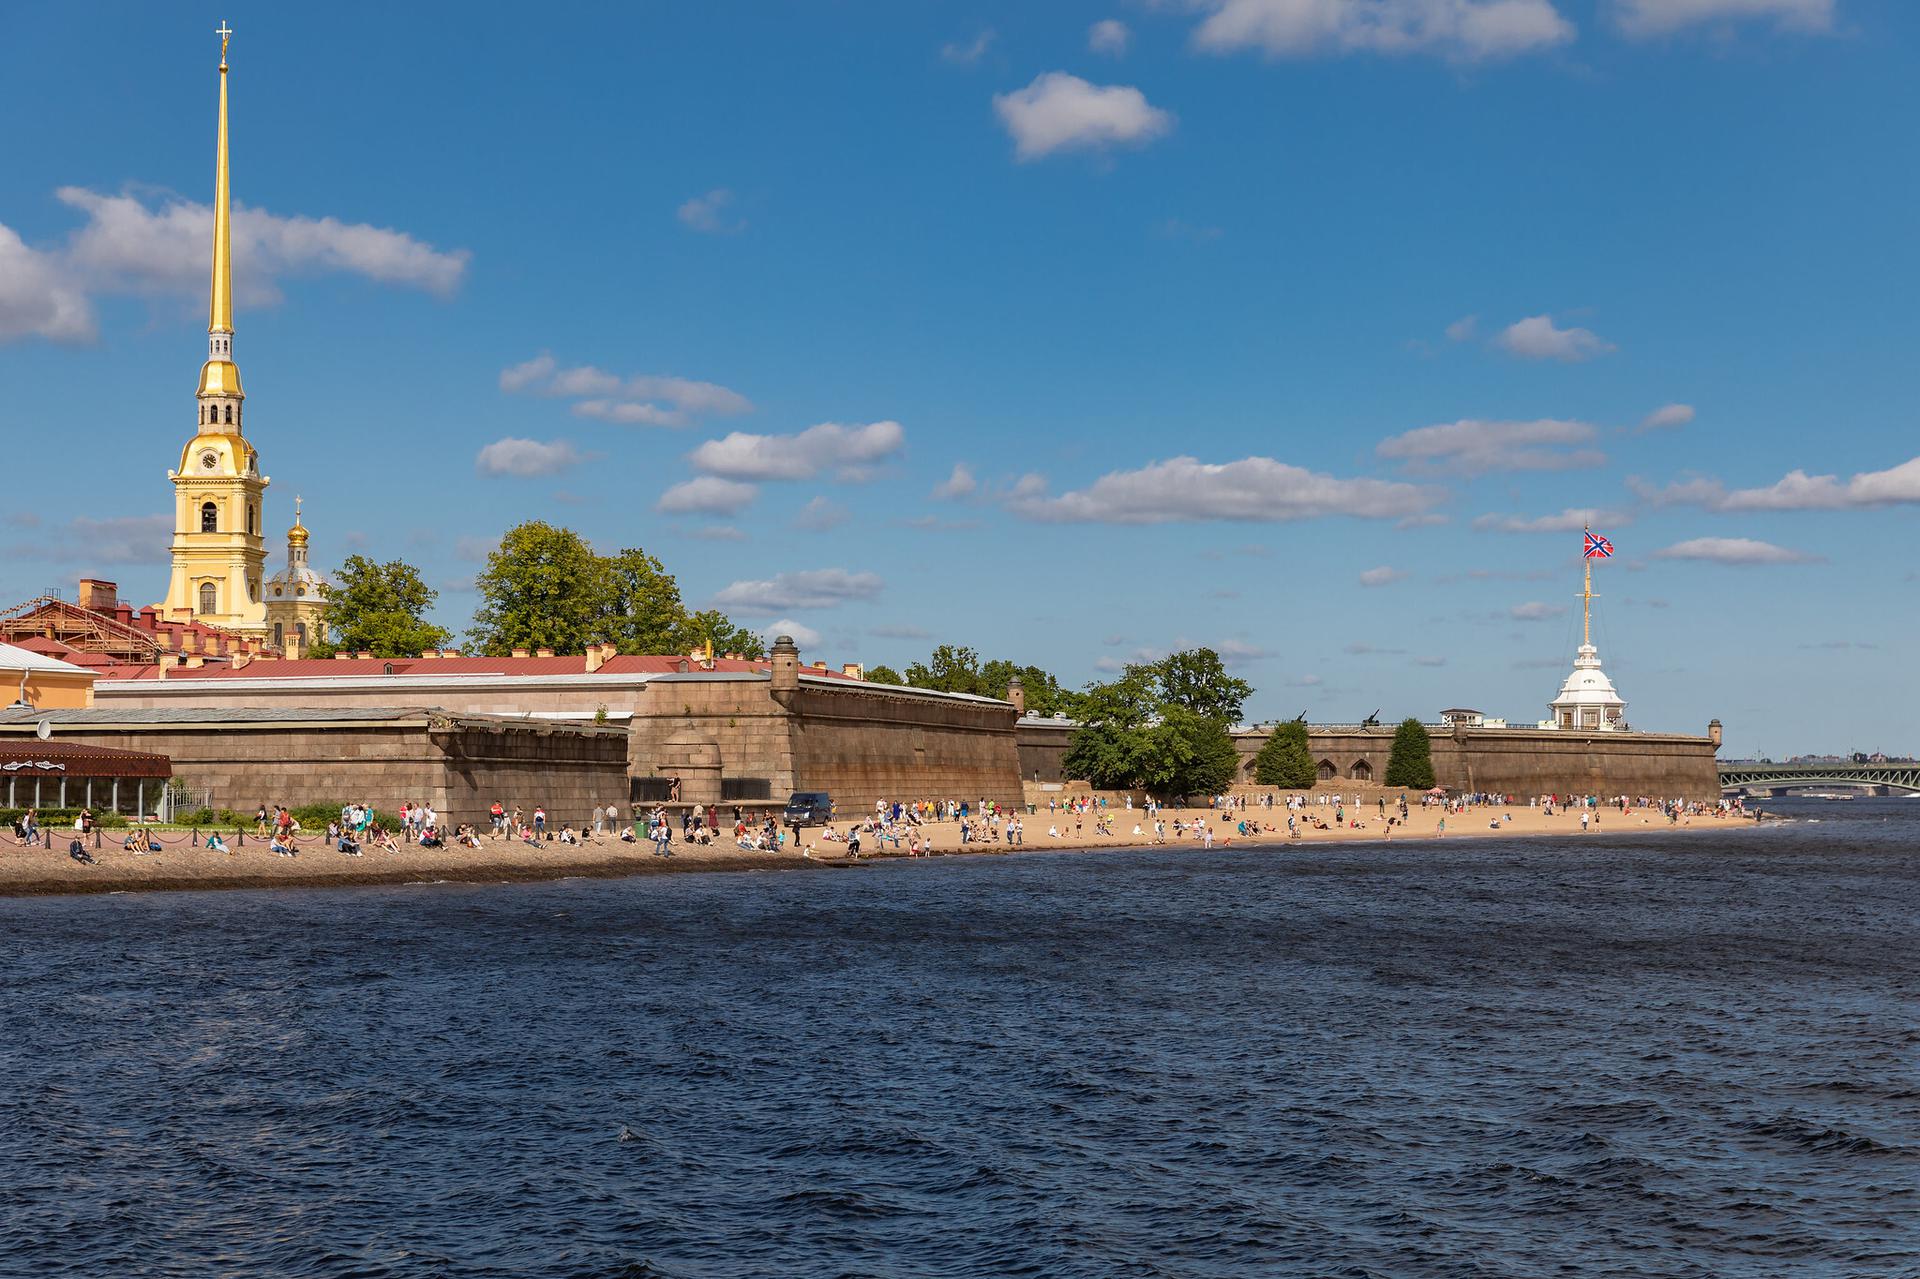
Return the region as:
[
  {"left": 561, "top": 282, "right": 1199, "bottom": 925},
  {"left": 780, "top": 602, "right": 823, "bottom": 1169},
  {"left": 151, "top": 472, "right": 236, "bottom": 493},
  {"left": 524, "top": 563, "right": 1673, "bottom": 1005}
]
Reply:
[
  {"left": 420, "top": 825, "right": 444, "bottom": 848},
  {"left": 520, "top": 823, "right": 539, "bottom": 847},
  {"left": 269, "top": 833, "right": 297, "bottom": 857},
  {"left": 373, "top": 826, "right": 401, "bottom": 854},
  {"left": 558, "top": 825, "right": 579, "bottom": 845},
  {"left": 619, "top": 825, "right": 637, "bottom": 842},
  {"left": 124, "top": 831, "right": 163, "bottom": 854},
  {"left": 205, "top": 832, "right": 231, "bottom": 855}
]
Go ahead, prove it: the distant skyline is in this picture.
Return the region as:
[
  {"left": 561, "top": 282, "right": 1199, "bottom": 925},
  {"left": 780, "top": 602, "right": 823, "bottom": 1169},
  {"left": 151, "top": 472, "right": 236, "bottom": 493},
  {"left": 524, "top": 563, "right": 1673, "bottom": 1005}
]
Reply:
[{"left": 2, "top": 1, "right": 1914, "bottom": 756}]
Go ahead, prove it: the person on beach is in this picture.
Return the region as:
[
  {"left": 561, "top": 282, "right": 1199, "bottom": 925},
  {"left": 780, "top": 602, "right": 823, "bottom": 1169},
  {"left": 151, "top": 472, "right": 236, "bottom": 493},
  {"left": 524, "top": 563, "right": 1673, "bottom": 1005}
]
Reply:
[
  {"left": 1580, "top": 809, "right": 1590, "bottom": 833},
  {"left": 652, "top": 820, "right": 673, "bottom": 858},
  {"left": 205, "top": 831, "right": 231, "bottom": 855},
  {"left": 255, "top": 805, "right": 269, "bottom": 836},
  {"left": 533, "top": 806, "right": 547, "bottom": 838}
]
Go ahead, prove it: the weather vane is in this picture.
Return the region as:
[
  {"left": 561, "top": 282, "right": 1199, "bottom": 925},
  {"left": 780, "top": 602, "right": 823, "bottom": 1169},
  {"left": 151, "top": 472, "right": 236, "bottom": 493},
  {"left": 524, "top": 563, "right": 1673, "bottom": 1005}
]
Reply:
[{"left": 217, "top": 21, "right": 233, "bottom": 67}]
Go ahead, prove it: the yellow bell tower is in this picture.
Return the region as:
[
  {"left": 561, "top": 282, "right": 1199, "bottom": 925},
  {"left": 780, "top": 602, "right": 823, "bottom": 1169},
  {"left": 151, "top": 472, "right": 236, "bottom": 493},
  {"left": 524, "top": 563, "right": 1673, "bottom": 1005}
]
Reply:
[{"left": 157, "top": 21, "right": 270, "bottom": 636}]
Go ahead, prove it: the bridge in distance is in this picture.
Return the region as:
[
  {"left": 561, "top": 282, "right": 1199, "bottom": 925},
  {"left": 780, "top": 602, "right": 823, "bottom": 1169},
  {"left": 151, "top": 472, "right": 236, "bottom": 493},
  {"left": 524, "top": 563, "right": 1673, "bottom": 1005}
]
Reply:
[{"left": 1719, "top": 763, "right": 1920, "bottom": 795}]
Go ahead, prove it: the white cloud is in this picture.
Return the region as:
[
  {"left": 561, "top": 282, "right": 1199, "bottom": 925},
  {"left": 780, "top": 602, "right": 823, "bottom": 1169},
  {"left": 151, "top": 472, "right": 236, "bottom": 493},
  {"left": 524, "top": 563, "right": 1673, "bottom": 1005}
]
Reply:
[
  {"left": 869, "top": 624, "right": 933, "bottom": 640},
  {"left": 1359, "top": 566, "right": 1409, "bottom": 587},
  {"left": 1495, "top": 313, "right": 1615, "bottom": 362},
  {"left": 1632, "top": 456, "right": 1920, "bottom": 512},
  {"left": 677, "top": 188, "right": 745, "bottom": 235},
  {"left": 1510, "top": 601, "right": 1568, "bottom": 620},
  {"left": 1089, "top": 19, "right": 1133, "bottom": 55},
  {"left": 1413, "top": 654, "right": 1448, "bottom": 667},
  {"left": 0, "top": 188, "right": 467, "bottom": 344},
  {"left": 1638, "top": 402, "right": 1695, "bottom": 432},
  {"left": 794, "top": 496, "right": 849, "bottom": 532},
  {"left": 1377, "top": 418, "right": 1603, "bottom": 474},
  {"left": 0, "top": 224, "right": 94, "bottom": 341},
  {"left": 993, "top": 72, "right": 1174, "bottom": 161},
  {"left": 500, "top": 353, "right": 752, "bottom": 427},
  {"left": 711, "top": 568, "right": 884, "bottom": 614},
  {"left": 1191, "top": 0, "right": 1575, "bottom": 62},
  {"left": 1612, "top": 0, "right": 1833, "bottom": 38},
  {"left": 1472, "top": 506, "right": 1628, "bottom": 533},
  {"left": 3, "top": 513, "right": 172, "bottom": 565},
  {"left": 474, "top": 438, "right": 584, "bottom": 478},
  {"left": 941, "top": 29, "right": 997, "bottom": 65},
  {"left": 1007, "top": 456, "right": 1439, "bottom": 524},
  {"left": 1444, "top": 314, "right": 1478, "bottom": 342},
  {"left": 689, "top": 420, "right": 906, "bottom": 482},
  {"left": 1653, "top": 537, "right": 1820, "bottom": 565},
  {"left": 1216, "top": 638, "right": 1276, "bottom": 666},
  {"left": 59, "top": 186, "right": 467, "bottom": 304},
  {"left": 656, "top": 476, "right": 759, "bottom": 516},
  {"left": 767, "top": 618, "right": 825, "bottom": 650},
  {"left": 932, "top": 463, "right": 977, "bottom": 500}
]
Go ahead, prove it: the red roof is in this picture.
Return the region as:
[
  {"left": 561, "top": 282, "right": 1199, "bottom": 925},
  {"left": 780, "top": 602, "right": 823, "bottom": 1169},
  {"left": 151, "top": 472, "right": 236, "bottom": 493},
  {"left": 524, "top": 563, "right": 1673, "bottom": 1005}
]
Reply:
[{"left": 95, "top": 653, "right": 862, "bottom": 682}]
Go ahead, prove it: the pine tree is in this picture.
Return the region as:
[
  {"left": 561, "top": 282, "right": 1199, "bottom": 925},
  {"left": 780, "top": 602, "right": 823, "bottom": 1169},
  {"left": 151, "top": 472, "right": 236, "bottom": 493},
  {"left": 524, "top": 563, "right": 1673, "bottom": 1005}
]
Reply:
[
  {"left": 1384, "top": 717, "right": 1436, "bottom": 789},
  {"left": 1253, "top": 720, "right": 1316, "bottom": 788}
]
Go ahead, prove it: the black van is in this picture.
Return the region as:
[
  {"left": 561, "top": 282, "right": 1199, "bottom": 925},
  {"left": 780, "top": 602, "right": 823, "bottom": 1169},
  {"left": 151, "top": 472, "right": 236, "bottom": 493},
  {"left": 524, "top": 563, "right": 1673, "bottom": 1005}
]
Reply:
[{"left": 784, "top": 792, "right": 833, "bottom": 827}]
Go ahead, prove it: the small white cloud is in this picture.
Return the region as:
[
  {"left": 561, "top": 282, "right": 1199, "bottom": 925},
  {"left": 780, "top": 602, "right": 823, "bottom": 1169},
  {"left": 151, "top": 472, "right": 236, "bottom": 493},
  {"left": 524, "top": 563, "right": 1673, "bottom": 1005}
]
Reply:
[
  {"left": 1378, "top": 418, "right": 1603, "bottom": 474},
  {"left": 1216, "top": 638, "right": 1275, "bottom": 666},
  {"left": 711, "top": 568, "right": 884, "bottom": 614},
  {"left": 1089, "top": 18, "right": 1132, "bottom": 55},
  {"left": 2, "top": 513, "right": 171, "bottom": 565},
  {"left": 768, "top": 618, "right": 825, "bottom": 650},
  {"left": 869, "top": 623, "right": 933, "bottom": 640},
  {"left": 1473, "top": 506, "right": 1628, "bottom": 533},
  {"left": 941, "top": 28, "right": 997, "bottom": 65},
  {"left": 690, "top": 420, "right": 906, "bottom": 482},
  {"left": 1191, "top": 0, "right": 1576, "bottom": 62},
  {"left": 794, "top": 496, "right": 849, "bottom": 532},
  {"left": 1358, "top": 566, "right": 1409, "bottom": 587},
  {"left": 657, "top": 476, "right": 758, "bottom": 515},
  {"left": 1612, "top": 0, "right": 1833, "bottom": 39},
  {"left": 931, "top": 463, "right": 977, "bottom": 500},
  {"left": 475, "top": 438, "right": 584, "bottom": 478},
  {"left": 1639, "top": 403, "right": 1695, "bottom": 432},
  {"left": 1633, "top": 456, "right": 1920, "bottom": 512},
  {"left": 1444, "top": 314, "right": 1478, "bottom": 342},
  {"left": 993, "top": 72, "right": 1174, "bottom": 162},
  {"left": 1413, "top": 655, "right": 1448, "bottom": 667},
  {"left": 1510, "top": 601, "right": 1568, "bottom": 621},
  {"left": 1653, "top": 537, "right": 1819, "bottom": 565},
  {"left": 677, "top": 188, "right": 746, "bottom": 235},
  {"left": 1009, "top": 456, "right": 1440, "bottom": 524},
  {"left": 1495, "top": 314, "right": 1616, "bottom": 362},
  {"left": 500, "top": 354, "right": 751, "bottom": 427}
]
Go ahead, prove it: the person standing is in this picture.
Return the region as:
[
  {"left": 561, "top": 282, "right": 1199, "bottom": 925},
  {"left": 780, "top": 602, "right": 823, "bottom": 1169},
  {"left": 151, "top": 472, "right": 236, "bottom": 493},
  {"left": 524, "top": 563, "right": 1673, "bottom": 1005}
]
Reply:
[{"left": 533, "top": 805, "right": 546, "bottom": 839}]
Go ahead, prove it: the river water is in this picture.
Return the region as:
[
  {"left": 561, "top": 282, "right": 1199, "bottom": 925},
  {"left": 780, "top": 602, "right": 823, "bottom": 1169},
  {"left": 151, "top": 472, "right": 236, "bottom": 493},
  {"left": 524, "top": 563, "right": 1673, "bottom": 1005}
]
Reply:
[{"left": 2, "top": 800, "right": 1916, "bottom": 1278}]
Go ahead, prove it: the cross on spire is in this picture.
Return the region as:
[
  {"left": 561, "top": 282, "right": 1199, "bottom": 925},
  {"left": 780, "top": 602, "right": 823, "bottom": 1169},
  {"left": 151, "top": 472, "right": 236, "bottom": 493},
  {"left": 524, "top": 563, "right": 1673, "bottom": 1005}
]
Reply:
[{"left": 217, "top": 21, "right": 232, "bottom": 66}]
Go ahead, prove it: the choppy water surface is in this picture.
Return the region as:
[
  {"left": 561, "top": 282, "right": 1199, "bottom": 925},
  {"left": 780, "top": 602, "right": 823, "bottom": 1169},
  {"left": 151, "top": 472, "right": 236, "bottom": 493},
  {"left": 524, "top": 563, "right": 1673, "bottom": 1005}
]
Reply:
[{"left": 3, "top": 801, "right": 1917, "bottom": 1278}]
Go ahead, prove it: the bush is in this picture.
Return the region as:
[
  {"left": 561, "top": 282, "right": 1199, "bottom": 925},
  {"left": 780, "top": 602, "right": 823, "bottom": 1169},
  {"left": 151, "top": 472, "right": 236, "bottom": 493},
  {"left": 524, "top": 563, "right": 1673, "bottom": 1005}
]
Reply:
[
  {"left": 1384, "top": 718, "right": 1437, "bottom": 790},
  {"left": 214, "top": 807, "right": 247, "bottom": 826},
  {"left": 0, "top": 808, "right": 134, "bottom": 830},
  {"left": 287, "top": 802, "right": 402, "bottom": 832},
  {"left": 181, "top": 807, "right": 217, "bottom": 827}
]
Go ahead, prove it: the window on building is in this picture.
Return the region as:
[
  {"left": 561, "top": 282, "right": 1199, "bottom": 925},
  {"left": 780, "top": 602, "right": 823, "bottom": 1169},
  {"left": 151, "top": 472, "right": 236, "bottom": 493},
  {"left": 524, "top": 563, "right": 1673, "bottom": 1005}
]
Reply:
[
  {"left": 200, "top": 502, "right": 218, "bottom": 533},
  {"left": 1349, "top": 759, "right": 1374, "bottom": 781},
  {"left": 246, "top": 505, "right": 254, "bottom": 535},
  {"left": 272, "top": 623, "right": 284, "bottom": 647},
  {"left": 1317, "top": 759, "right": 1337, "bottom": 782},
  {"left": 198, "top": 583, "right": 216, "bottom": 614},
  {"left": 295, "top": 622, "right": 307, "bottom": 645},
  {"left": 223, "top": 404, "right": 233, "bottom": 425}
]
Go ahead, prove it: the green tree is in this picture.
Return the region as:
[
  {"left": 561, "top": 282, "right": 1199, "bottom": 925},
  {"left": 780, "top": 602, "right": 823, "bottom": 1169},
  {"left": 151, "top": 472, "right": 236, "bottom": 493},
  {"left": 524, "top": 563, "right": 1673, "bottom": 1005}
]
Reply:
[
  {"left": 676, "top": 609, "right": 766, "bottom": 660},
  {"left": 865, "top": 663, "right": 904, "bottom": 685},
  {"left": 602, "top": 546, "right": 686, "bottom": 655},
  {"left": 904, "top": 644, "right": 987, "bottom": 695},
  {"left": 311, "top": 555, "right": 451, "bottom": 658},
  {"left": 1061, "top": 651, "right": 1246, "bottom": 797},
  {"left": 1253, "top": 720, "right": 1317, "bottom": 789},
  {"left": 1153, "top": 647, "right": 1252, "bottom": 721},
  {"left": 469, "top": 522, "right": 611, "bottom": 655},
  {"left": 1385, "top": 717, "right": 1437, "bottom": 789},
  {"left": 981, "top": 659, "right": 1081, "bottom": 718}
]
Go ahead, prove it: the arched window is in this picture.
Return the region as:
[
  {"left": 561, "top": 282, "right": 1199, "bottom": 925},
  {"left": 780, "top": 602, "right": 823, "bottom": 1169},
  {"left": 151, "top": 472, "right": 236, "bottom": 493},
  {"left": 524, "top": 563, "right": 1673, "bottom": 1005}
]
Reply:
[
  {"left": 223, "top": 404, "right": 233, "bottom": 425},
  {"left": 1348, "top": 759, "right": 1374, "bottom": 782},
  {"left": 295, "top": 622, "right": 307, "bottom": 645},
  {"left": 1317, "top": 759, "right": 1338, "bottom": 782},
  {"left": 272, "top": 623, "right": 284, "bottom": 647},
  {"left": 200, "top": 502, "right": 218, "bottom": 532},
  {"left": 246, "top": 505, "right": 254, "bottom": 535},
  {"left": 198, "top": 583, "right": 216, "bottom": 615}
]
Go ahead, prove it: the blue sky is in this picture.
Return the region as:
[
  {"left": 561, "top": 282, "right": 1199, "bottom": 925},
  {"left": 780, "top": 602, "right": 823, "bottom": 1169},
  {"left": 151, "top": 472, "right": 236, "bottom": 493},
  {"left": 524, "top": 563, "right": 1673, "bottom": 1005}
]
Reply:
[{"left": 2, "top": 0, "right": 1915, "bottom": 755}]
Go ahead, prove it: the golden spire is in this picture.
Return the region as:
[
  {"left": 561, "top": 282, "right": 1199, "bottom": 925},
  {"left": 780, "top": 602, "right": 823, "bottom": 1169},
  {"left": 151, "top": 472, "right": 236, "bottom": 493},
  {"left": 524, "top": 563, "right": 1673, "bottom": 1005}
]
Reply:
[
  {"left": 1581, "top": 525, "right": 1596, "bottom": 649},
  {"left": 197, "top": 21, "right": 244, "bottom": 402},
  {"left": 209, "top": 21, "right": 233, "bottom": 335}
]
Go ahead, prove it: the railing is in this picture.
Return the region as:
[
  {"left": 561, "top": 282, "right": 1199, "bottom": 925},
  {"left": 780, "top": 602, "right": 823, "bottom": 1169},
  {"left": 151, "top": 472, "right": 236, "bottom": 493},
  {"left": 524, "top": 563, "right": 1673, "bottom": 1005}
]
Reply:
[{"left": 1719, "top": 764, "right": 1920, "bottom": 793}]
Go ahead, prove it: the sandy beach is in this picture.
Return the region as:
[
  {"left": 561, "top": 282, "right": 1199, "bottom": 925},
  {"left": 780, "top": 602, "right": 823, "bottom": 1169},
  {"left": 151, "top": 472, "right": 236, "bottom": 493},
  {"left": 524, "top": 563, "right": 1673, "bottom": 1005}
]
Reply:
[{"left": 0, "top": 801, "right": 1755, "bottom": 897}]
